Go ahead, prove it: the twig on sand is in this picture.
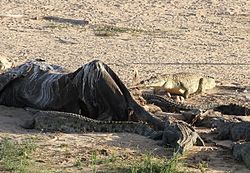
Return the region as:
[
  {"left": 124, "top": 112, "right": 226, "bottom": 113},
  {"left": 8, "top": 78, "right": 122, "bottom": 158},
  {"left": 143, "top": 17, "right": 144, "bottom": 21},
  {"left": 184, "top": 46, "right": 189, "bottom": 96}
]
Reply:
[
  {"left": 40, "top": 16, "right": 89, "bottom": 26},
  {"left": 0, "top": 14, "right": 89, "bottom": 26}
]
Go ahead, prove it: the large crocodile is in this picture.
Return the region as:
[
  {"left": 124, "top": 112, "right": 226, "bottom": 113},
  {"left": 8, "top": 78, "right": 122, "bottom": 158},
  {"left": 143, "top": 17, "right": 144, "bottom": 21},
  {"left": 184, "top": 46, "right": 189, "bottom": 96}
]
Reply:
[
  {"left": 142, "top": 93, "right": 250, "bottom": 116},
  {"left": 216, "top": 121, "right": 250, "bottom": 169},
  {"left": 24, "top": 109, "right": 204, "bottom": 153},
  {"left": 28, "top": 110, "right": 159, "bottom": 137},
  {"left": 215, "top": 121, "right": 250, "bottom": 141},
  {"left": 132, "top": 72, "right": 216, "bottom": 98}
]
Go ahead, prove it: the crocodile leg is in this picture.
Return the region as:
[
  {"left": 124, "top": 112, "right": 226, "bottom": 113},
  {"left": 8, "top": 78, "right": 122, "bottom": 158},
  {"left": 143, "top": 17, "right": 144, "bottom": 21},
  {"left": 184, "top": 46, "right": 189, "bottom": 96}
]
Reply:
[
  {"left": 191, "top": 78, "right": 204, "bottom": 96},
  {"left": 182, "top": 85, "right": 190, "bottom": 99},
  {"left": 181, "top": 78, "right": 204, "bottom": 99}
]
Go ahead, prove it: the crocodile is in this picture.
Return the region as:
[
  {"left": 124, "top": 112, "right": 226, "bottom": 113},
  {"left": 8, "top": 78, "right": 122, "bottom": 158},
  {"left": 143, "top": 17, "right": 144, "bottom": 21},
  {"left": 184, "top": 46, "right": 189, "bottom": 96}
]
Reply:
[
  {"left": 214, "top": 104, "right": 250, "bottom": 116},
  {"left": 215, "top": 121, "right": 250, "bottom": 141},
  {"left": 132, "top": 72, "right": 216, "bottom": 98},
  {"left": 212, "top": 120, "right": 250, "bottom": 169},
  {"left": 142, "top": 93, "right": 250, "bottom": 116},
  {"left": 142, "top": 93, "right": 217, "bottom": 113},
  {"left": 24, "top": 110, "right": 203, "bottom": 152},
  {"left": 29, "top": 110, "right": 159, "bottom": 137}
]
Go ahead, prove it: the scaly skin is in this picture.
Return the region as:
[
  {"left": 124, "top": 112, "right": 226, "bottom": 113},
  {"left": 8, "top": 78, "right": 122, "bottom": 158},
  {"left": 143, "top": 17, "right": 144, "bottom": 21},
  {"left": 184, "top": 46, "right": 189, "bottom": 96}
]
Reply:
[
  {"left": 25, "top": 110, "right": 203, "bottom": 152},
  {"left": 214, "top": 104, "right": 250, "bottom": 116},
  {"left": 215, "top": 121, "right": 250, "bottom": 141},
  {"left": 142, "top": 93, "right": 250, "bottom": 116},
  {"left": 142, "top": 93, "right": 218, "bottom": 112},
  {"left": 32, "top": 110, "right": 158, "bottom": 137},
  {"left": 199, "top": 111, "right": 250, "bottom": 169},
  {"left": 162, "top": 120, "right": 204, "bottom": 153},
  {"left": 133, "top": 72, "right": 216, "bottom": 98},
  {"left": 233, "top": 142, "right": 250, "bottom": 169}
]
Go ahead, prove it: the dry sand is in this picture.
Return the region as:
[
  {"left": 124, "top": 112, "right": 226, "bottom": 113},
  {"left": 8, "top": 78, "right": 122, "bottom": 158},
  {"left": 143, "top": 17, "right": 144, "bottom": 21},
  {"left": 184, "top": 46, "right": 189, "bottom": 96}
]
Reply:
[{"left": 0, "top": 0, "right": 250, "bottom": 172}]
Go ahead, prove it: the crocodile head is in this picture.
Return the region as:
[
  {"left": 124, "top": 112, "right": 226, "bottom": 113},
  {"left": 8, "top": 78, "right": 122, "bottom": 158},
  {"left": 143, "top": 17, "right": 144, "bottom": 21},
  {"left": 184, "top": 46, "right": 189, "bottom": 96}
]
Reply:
[{"left": 203, "top": 76, "right": 216, "bottom": 90}]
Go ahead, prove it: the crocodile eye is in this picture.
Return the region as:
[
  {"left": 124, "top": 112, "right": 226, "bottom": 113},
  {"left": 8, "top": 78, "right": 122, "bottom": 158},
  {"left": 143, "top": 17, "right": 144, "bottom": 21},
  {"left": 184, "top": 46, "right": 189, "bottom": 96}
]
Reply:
[{"left": 207, "top": 76, "right": 214, "bottom": 79}]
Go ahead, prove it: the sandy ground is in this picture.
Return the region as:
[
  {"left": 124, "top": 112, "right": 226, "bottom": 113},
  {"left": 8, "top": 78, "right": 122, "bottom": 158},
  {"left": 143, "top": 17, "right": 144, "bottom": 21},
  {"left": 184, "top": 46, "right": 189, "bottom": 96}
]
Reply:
[{"left": 0, "top": 0, "right": 250, "bottom": 172}]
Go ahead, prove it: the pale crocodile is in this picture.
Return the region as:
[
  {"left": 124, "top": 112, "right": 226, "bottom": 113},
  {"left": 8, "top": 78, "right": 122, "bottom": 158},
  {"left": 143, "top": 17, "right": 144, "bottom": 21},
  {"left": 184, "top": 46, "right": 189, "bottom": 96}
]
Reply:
[{"left": 132, "top": 72, "right": 216, "bottom": 98}]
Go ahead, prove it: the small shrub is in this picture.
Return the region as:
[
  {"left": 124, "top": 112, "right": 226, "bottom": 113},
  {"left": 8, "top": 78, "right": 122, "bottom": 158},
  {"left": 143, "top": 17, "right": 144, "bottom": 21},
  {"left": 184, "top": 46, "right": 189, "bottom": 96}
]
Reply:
[
  {"left": 119, "top": 152, "right": 183, "bottom": 173},
  {"left": 0, "top": 138, "right": 37, "bottom": 172},
  {"left": 0, "top": 138, "right": 52, "bottom": 173}
]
